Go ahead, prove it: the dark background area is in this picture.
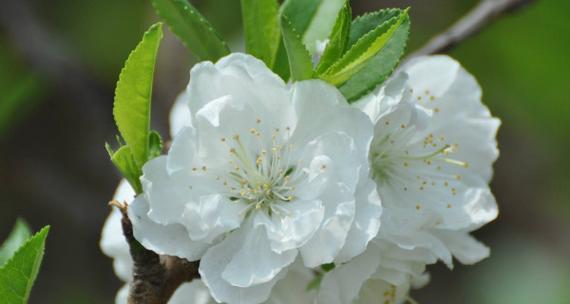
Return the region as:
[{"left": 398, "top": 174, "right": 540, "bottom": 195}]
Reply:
[{"left": 1, "top": 0, "right": 569, "bottom": 303}]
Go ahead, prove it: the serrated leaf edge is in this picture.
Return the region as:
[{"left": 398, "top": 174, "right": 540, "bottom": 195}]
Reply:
[
  {"left": 151, "top": 0, "right": 229, "bottom": 61},
  {"left": 0, "top": 226, "right": 50, "bottom": 302},
  {"left": 315, "top": 2, "right": 351, "bottom": 74},
  {"left": 345, "top": 16, "right": 410, "bottom": 101},
  {"left": 350, "top": 8, "right": 403, "bottom": 29},
  {"left": 112, "top": 23, "right": 163, "bottom": 169},
  {"left": 321, "top": 10, "right": 407, "bottom": 85},
  {"left": 325, "top": 12, "right": 401, "bottom": 74},
  {"left": 281, "top": 14, "right": 314, "bottom": 80}
]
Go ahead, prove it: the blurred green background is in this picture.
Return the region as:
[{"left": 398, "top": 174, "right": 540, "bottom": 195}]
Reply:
[{"left": 0, "top": 0, "right": 569, "bottom": 303}]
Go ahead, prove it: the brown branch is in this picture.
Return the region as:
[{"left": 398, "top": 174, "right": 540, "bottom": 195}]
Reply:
[
  {"left": 408, "top": 0, "right": 535, "bottom": 58},
  {"left": 112, "top": 201, "right": 200, "bottom": 304}
]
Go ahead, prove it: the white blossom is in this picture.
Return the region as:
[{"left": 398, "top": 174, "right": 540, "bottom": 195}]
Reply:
[
  {"left": 319, "top": 55, "right": 500, "bottom": 303},
  {"left": 128, "top": 53, "right": 381, "bottom": 304}
]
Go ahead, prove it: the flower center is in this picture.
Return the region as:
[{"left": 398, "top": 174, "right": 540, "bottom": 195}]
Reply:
[
  {"left": 370, "top": 130, "right": 468, "bottom": 185},
  {"left": 218, "top": 122, "right": 301, "bottom": 216}
]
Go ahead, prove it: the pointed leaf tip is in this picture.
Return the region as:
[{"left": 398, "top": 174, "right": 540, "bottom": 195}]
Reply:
[
  {"left": 112, "top": 23, "right": 163, "bottom": 185},
  {"left": 0, "top": 226, "right": 50, "bottom": 303}
]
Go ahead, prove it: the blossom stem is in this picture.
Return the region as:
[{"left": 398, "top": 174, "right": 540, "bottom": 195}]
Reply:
[
  {"left": 113, "top": 201, "right": 200, "bottom": 304},
  {"left": 407, "top": 0, "right": 535, "bottom": 58}
]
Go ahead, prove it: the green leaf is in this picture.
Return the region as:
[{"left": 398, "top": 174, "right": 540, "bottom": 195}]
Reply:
[
  {"left": 113, "top": 23, "right": 163, "bottom": 169},
  {"left": 301, "top": 0, "right": 346, "bottom": 54},
  {"left": 148, "top": 130, "right": 163, "bottom": 159},
  {"left": 281, "top": 0, "right": 345, "bottom": 54},
  {"left": 338, "top": 14, "right": 410, "bottom": 101},
  {"left": 152, "top": 0, "right": 230, "bottom": 61},
  {"left": 280, "top": 0, "right": 321, "bottom": 38},
  {"left": 320, "top": 10, "right": 408, "bottom": 85},
  {"left": 106, "top": 144, "right": 142, "bottom": 194},
  {"left": 318, "top": 9, "right": 410, "bottom": 101},
  {"left": 315, "top": 2, "right": 351, "bottom": 74},
  {"left": 241, "top": 0, "right": 281, "bottom": 68},
  {"left": 272, "top": 41, "right": 291, "bottom": 80},
  {"left": 0, "top": 226, "right": 50, "bottom": 303},
  {"left": 280, "top": 15, "right": 313, "bottom": 81},
  {"left": 348, "top": 8, "right": 403, "bottom": 47},
  {"left": 0, "top": 219, "right": 31, "bottom": 266}
]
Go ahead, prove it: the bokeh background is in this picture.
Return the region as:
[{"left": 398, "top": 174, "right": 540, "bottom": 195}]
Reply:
[{"left": 1, "top": 0, "right": 569, "bottom": 303}]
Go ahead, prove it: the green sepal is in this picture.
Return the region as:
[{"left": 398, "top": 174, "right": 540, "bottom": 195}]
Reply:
[
  {"left": 151, "top": 0, "right": 230, "bottom": 61},
  {"left": 106, "top": 143, "right": 143, "bottom": 194},
  {"left": 0, "top": 226, "right": 50, "bottom": 304},
  {"left": 280, "top": 15, "right": 314, "bottom": 81},
  {"left": 148, "top": 130, "right": 164, "bottom": 159},
  {"left": 321, "top": 262, "right": 336, "bottom": 272}
]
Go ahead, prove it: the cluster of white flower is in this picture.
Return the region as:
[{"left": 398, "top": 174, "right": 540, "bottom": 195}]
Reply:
[{"left": 101, "top": 52, "right": 499, "bottom": 304}]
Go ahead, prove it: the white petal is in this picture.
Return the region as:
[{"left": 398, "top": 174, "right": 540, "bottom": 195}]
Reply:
[
  {"left": 169, "top": 280, "right": 213, "bottom": 304},
  {"left": 290, "top": 80, "right": 373, "bottom": 156},
  {"left": 169, "top": 90, "right": 192, "bottom": 138},
  {"left": 253, "top": 200, "right": 324, "bottom": 253},
  {"left": 352, "top": 72, "right": 410, "bottom": 123},
  {"left": 142, "top": 156, "right": 192, "bottom": 225},
  {"left": 200, "top": 229, "right": 287, "bottom": 304},
  {"left": 128, "top": 196, "right": 209, "bottom": 261},
  {"left": 167, "top": 126, "right": 199, "bottom": 174},
  {"left": 265, "top": 260, "right": 316, "bottom": 304},
  {"left": 115, "top": 284, "right": 129, "bottom": 304},
  {"left": 182, "top": 194, "right": 246, "bottom": 243},
  {"left": 222, "top": 224, "right": 297, "bottom": 287},
  {"left": 113, "top": 179, "right": 136, "bottom": 204},
  {"left": 100, "top": 180, "right": 135, "bottom": 282},
  {"left": 335, "top": 178, "right": 382, "bottom": 263},
  {"left": 404, "top": 55, "right": 500, "bottom": 182},
  {"left": 187, "top": 53, "right": 292, "bottom": 127},
  {"left": 452, "top": 186, "right": 498, "bottom": 231},
  {"left": 354, "top": 278, "right": 411, "bottom": 304},
  {"left": 318, "top": 245, "right": 382, "bottom": 304},
  {"left": 402, "top": 55, "right": 460, "bottom": 100},
  {"left": 299, "top": 185, "right": 355, "bottom": 267},
  {"left": 294, "top": 131, "right": 376, "bottom": 266},
  {"left": 100, "top": 208, "right": 132, "bottom": 282},
  {"left": 411, "top": 272, "right": 431, "bottom": 289},
  {"left": 299, "top": 131, "right": 362, "bottom": 191},
  {"left": 373, "top": 244, "right": 430, "bottom": 284},
  {"left": 378, "top": 206, "right": 454, "bottom": 267},
  {"left": 434, "top": 230, "right": 490, "bottom": 265},
  {"left": 193, "top": 95, "right": 266, "bottom": 167}
]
